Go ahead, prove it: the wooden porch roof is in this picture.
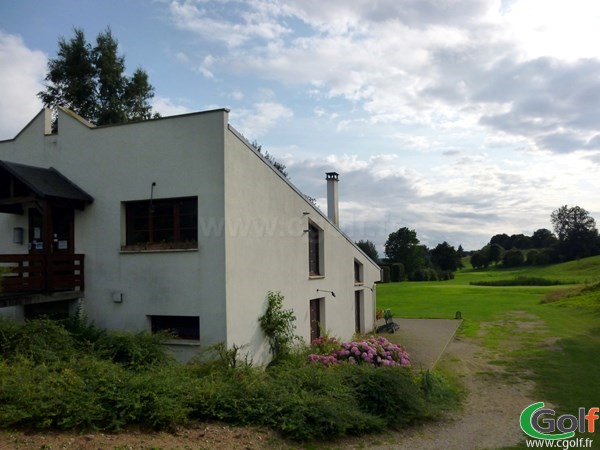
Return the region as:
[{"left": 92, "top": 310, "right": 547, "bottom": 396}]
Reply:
[{"left": 0, "top": 160, "right": 93, "bottom": 213}]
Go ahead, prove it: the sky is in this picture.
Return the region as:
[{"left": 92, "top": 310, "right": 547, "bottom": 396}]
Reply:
[{"left": 1, "top": 0, "right": 600, "bottom": 253}]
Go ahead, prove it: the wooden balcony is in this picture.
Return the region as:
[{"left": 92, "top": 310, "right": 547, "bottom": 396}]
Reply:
[{"left": 0, "top": 254, "right": 84, "bottom": 298}]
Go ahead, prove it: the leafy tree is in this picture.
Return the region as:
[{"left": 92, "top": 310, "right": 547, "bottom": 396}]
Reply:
[
  {"left": 38, "top": 28, "right": 157, "bottom": 126},
  {"left": 429, "top": 242, "right": 459, "bottom": 272},
  {"left": 488, "top": 243, "right": 503, "bottom": 265},
  {"left": 470, "top": 252, "right": 489, "bottom": 269},
  {"left": 456, "top": 245, "right": 465, "bottom": 269},
  {"left": 502, "top": 249, "right": 524, "bottom": 267},
  {"left": 550, "top": 205, "right": 600, "bottom": 260},
  {"left": 531, "top": 228, "right": 558, "bottom": 249},
  {"left": 384, "top": 227, "right": 425, "bottom": 274},
  {"left": 490, "top": 233, "right": 510, "bottom": 249},
  {"left": 356, "top": 240, "right": 379, "bottom": 263}
]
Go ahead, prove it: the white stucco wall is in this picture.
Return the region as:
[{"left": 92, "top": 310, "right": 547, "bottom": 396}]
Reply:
[
  {"left": 1, "top": 108, "right": 379, "bottom": 364},
  {"left": 0, "top": 109, "right": 230, "bottom": 357},
  {"left": 223, "top": 127, "right": 380, "bottom": 365}
]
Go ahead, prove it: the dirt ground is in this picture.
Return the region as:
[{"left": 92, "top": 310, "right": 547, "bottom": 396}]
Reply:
[{"left": 0, "top": 313, "right": 544, "bottom": 450}]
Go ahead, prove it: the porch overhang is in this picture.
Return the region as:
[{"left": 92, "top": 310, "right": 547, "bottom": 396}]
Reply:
[{"left": 0, "top": 160, "right": 93, "bottom": 214}]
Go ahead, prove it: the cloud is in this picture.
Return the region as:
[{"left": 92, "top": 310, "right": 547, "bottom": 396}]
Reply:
[
  {"left": 167, "top": 0, "right": 600, "bottom": 160},
  {"left": 0, "top": 31, "right": 46, "bottom": 140},
  {"left": 284, "top": 150, "right": 576, "bottom": 251},
  {"left": 229, "top": 101, "right": 293, "bottom": 139},
  {"left": 151, "top": 96, "right": 193, "bottom": 116}
]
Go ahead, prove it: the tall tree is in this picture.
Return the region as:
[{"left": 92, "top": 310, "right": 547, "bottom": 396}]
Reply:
[
  {"left": 356, "top": 240, "right": 379, "bottom": 263},
  {"left": 550, "top": 205, "right": 600, "bottom": 260},
  {"left": 430, "top": 241, "right": 459, "bottom": 272},
  {"left": 384, "top": 227, "right": 425, "bottom": 274},
  {"left": 38, "top": 28, "right": 157, "bottom": 126}
]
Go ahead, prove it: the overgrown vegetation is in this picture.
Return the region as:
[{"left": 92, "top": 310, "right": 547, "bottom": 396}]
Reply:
[{"left": 0, "top": 309, "right": 458, "bottom": 441}]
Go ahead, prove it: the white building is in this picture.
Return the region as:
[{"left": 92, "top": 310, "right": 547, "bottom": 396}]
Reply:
[{"left": 0, "top": 108, "right": 380, "bottom": 363}]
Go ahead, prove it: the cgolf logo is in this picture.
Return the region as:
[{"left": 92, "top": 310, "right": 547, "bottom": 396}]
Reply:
[{"left": 520, "top": 402, "right": 598, "bottom": 440}]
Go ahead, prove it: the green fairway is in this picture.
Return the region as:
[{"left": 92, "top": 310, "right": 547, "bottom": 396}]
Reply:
[{"left": 377, "top": 256, "right": 600, "bottom": 447}]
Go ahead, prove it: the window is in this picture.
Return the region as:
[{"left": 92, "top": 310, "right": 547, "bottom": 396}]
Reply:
[
  {"left": 309, "top": 298, "right": 323, "bottom": 342},
  {"left": 354, "top": 259, "right": 363, "bottom": 284},
  {"left": 125, "top": 197, "right": 197, "bottom": 249},
  {"left": 308, "top": 222, "right": 323, "bottom": 276},
  {"left": 354, "top": 290, "right": 363, "bottom": 333},
  {"left": 150, "top": 315, "right": 200, "bottom": 340}
]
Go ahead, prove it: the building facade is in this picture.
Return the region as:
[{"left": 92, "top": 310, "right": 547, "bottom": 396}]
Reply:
[{"left": 0, "top": 108, "right": 380, "bottom": 363}]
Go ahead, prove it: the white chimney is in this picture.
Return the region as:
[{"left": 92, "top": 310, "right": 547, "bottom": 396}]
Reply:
[{"left": 326, "top": 172, "right": 339, "bottom": 226}]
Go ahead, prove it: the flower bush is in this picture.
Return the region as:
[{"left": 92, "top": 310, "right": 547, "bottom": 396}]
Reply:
[{"left": 308, "top": 336, "right": 410, "bottom": 368}]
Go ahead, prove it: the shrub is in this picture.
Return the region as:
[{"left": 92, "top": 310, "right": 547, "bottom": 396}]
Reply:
[
  {"left": 10, "top": 319, "right": 76, "bottom": 364},
  {"left": 470, "top": 277, "right": 564, "bottom": 287},
  {"left": 502, "top": 249, "right": 524, "bottom": 267},
  {"left": 95, "top": 330, "right": 175, "bottom": 370},
  {"left": 381, "top": 265, "right": 391, "bottom": 283},
  {"left": 258, "top": 291, "right": 298, "bottom": 361},
  {"left": 308, "top": 336, "right": 410, "bottom": 368},
  {"left": 343, "top": 364, "right": 427, "bottom": 427},
  {"left": 391, "top": 263, "right": 406, "bottom": 282}
]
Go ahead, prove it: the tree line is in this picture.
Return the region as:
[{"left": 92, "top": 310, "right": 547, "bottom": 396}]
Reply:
[
  {"left": 470, "top": 205, "right": 600, "bottom": 268},
  {"left": 357, "top": 228, "right": 465, "bottom": 283}
]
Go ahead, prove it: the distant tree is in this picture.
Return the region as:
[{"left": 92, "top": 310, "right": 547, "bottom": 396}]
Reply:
[
  {"left": 456, "top": 245, "right": 466, "bottom": 269},
  {"left": 502, "top": 249, "right": 524, "bottom": 267},
  {"left": 531, "top": 228, "right": 558, "bottom": 249},
  {"left": 251, "top": 140, "right": 289, "bottom": 178},
  {"left": 430, "top": 241, "right": 459, "bottom": 272},
  {"left": 38, "top": 28, "right": 157, "bottom": 126},
  {"left": 526, "top": 249, "right": 539, "bottom": 265},
  {"left": 490, "top": 233, "right": 510, "bottom": 249},
  {"left": 510, "top": 234, "right": 532, "bottom": 249},
  {"left": 384, "top": 227, "right": 425, "bottom": 274},
  {"left": 470, "top": 252, "right": 489, "bottom": 269},
  {"left": 550, "top": 205, "right": 600, "bottom": 260},
  {"left": 356, "top": 240, "right": 379, "bottom": 263},
  {"left": 488, "top": 243, "right": 504, "bottom": 265}
]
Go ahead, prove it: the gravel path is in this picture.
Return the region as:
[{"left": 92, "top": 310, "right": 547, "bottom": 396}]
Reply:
[{"left": 371, "top": 337, "right": 537, "bottom": 449}]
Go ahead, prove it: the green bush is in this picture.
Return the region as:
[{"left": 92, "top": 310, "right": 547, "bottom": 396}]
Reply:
[
  {"left": 0, "top": 318, "right": 459, "bottom": 441},
  {"left": 344, "top": 365, "right": 427, "bottom": 427},
  {"left": 381, "top": 265, "right": 391, "bottom": 283},
  {"left": 95, "top": 330, "right": 175, "bottom": 370},
  {"left": 470, "top": 277, "right": 564, "bottom": 287},
  {"left": 391, "top": 263, "right": 406, "bottom": 282}
]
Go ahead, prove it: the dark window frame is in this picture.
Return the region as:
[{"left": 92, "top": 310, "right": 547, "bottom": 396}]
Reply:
[
  {"left": 125, "top": 196, "right": 198, "bottom": 249},
  {"left": 354, "top": 259, "right": 364, "bottom": 284},
  {"left": 308, "top": 222, "right": 323, "bottom": 276},
  {"left": 149, "top": 315, "right": 200, "bottom": 340}
]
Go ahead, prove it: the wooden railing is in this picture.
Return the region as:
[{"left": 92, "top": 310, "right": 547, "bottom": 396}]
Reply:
[{"left": 0, "top": 254, "right": 84, "bottom": 294}]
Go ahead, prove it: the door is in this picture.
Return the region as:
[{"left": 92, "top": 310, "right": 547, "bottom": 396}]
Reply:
[
  {"left": 309, "top": 298, "right": 321, "bottom": 343},
  {"left": 52, "top": 207, "right": 74, "bottom": 254},
  {"left": 355, "top": 291, "right": 362, "bottom": 334},
  {"left": 28, "top": 208, "right": 45, "bottom": 253}
]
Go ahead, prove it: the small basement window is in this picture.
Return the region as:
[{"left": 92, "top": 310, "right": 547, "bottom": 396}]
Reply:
[
  {"left": 149, "top": 315, "right": 200, "bottom": 340},
  {"left": 124, "top": 196, "right": 198, "bottom": 250}
]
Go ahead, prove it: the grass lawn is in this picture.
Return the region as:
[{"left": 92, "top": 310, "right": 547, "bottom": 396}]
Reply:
[{"left": 377, "top": 256, "right": 600, "bottom": 447}]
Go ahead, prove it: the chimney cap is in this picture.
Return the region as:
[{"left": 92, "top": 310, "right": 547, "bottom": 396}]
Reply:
[{"left": 326, "top": 172, "right": 339, "bottom": 181}]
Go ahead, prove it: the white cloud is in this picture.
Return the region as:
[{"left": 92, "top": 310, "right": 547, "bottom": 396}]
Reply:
[
  {"left": 0, "top": 31, "right": 46, "bottom": 140},
  {"left": 151, "top": 96, "right": 193, "bottom": 116},
  {"left": 229, "top": 101, "right": 293, "bottom": 138}
]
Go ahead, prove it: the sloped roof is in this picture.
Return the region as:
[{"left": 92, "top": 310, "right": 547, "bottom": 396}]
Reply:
[{"left": 0, "top": 160, "right": 93, "bottom": 211}]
